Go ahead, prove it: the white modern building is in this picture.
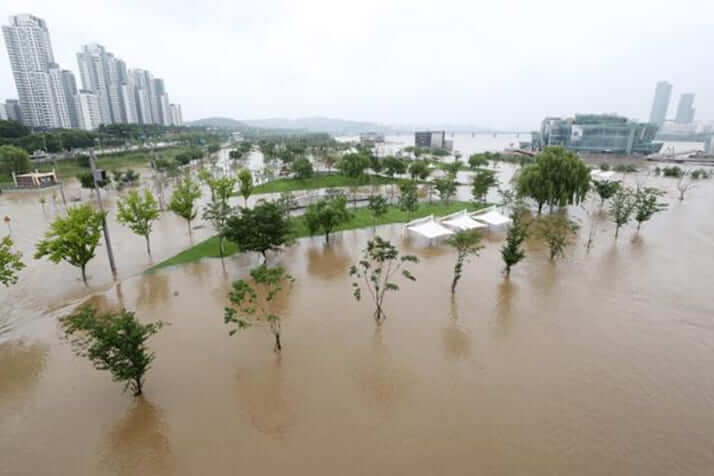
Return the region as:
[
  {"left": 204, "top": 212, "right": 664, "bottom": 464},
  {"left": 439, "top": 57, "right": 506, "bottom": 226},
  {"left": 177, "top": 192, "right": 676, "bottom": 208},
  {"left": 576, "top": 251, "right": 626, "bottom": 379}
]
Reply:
[
  {"left": 75, "top": 90, "right": 101, "bottom": 130},
  {"left": 2, "top": 14, "right": 77, "bottom": 129}
]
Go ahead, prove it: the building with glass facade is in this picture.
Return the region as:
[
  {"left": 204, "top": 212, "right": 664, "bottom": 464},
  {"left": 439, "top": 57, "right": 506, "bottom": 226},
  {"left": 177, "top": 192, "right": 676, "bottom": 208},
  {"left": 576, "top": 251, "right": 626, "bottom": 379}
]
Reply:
[{"left": 535, "top": 114, "right": 662, "bottom": 155}]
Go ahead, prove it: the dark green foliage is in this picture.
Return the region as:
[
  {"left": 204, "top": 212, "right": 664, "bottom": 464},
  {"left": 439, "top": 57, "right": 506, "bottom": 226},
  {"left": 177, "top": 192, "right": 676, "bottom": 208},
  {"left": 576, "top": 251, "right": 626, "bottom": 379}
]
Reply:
[
  {"left": 398, "top": 181, "right": 419, "bottom": 218},
  {"left": 117, "top": 190, "right": 160, "bottom": 256},
  {"left": 0, "top": 119, "right": 29, "bottom": 138},
  {"left": 600, "top": 163, "right": 611, "bottom": 171},
  {"left": 613, "top": 163, "right": 638, "bottom": 174},
  {"left": 79, "top": 171, "right": 109, "bottom": 189},
  {"left": 383, "top": 156, "right": 407, "bottom": 177},
  {"left": 536, "top": 213, "right": 579, "bottom": 261},
  {"left": 446, "top": 230, "right": 483, "bottom": 294},
  {"left": 337, "top": 153, "right": 371, "bottom": 178},
  {"left": 609, "top": 188, "right": 635, "bottom": 238},
  {"left": 408, "top": 160, "right": 431, "bottom": 181},
  {"left": 661, "top": 166, "right": 684, "bottom": 178},
  {"left": 633, "top": 187, "right": 667, "bottom": 232},
  {"left": 34, "top": 204, "right": 104, "bottom": 284},
  {"left": 224, "top": 265, "right": 295, "bottom": 352},
  {"left": 690, "top": 168, "right": 712, "bottom": 179},
  {"left": 207, "top": 144, "right": 220, "bottom": 154},
  {"left": 517, "top": 146, "right": 591, "bottom": 214},
  {"left": 0, "top": 236, "right": 25, "bottom": 287},
  {"left": 349, "top": 236, "right": 418, "bottom": 324},
  {"left": 291, "top": 157, "right": 314, "bottom": 179},
  {"left": 238, "top": 169, "right": 254, "bottom": 205},
  {"left": 168, "top": 177, "right": 202, "bottom": 234},
  {"left": 471, "top": 169, "right": 498, "bottom": 202},
  {"left": 367, "top": 194, "right": 389, "bottom": 228},
  {"left": 592, "top": 179, "right": 621, "bottom": 206},
  {"left": 468, "top": 153, "right": 489, "bottom": 169},
  {"left": 303, "top": 194, "right": 352, "bottom": 243},
  {"left": 0, "top": 145, "right": 30, "bottom": 178},
  {"left": 434, "top": 175, "right": 457, "bottom": 203},
  {"left": 60, "top": 305, "right": 163, "bottom": 396},
  {"left": 442, "top": 159, "right": 462, "bottom": 176},
  {"left": 501, "top": 204, "right": 529, "bottom": 276},
  {"left": 223, "top": 200, "right": 294, "bottom": 260}
]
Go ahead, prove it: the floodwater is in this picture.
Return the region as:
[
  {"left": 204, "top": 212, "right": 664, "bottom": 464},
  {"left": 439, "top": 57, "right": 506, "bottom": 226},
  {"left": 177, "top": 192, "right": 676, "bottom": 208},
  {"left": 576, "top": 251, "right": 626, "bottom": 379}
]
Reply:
[{"left": 2, "top": 139, "right": 714, "bottom": 475}]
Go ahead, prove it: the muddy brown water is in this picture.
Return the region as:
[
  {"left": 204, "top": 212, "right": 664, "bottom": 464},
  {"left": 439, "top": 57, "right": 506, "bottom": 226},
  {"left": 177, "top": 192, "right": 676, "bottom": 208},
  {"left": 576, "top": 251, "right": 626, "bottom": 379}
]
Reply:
[{"left": 2, "top": 168, "right": 714, "bottom": 475}]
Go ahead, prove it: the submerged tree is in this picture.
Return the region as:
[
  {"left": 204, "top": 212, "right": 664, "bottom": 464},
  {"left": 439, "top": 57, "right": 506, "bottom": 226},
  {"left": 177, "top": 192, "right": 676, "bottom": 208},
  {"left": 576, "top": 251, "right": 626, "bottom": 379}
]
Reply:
[
  {"left": 536, "top": 214, "right": 579, "bottom": 261},
  {"left": 592, "top": 179, "right": 621, "bottom": 207},
  {"left": 168, "top": 176, "right": 201, "bottom": 235},
  {"left": 367, "top": 194, "right": 389, "bottom": 229},
  {"left": 203, "top": 200, "right": 235, "bottom": 259},
  {"left": 446, "top": 230, "right": 483, "bottom": 294},
  {"left": 223, "top": 200, "right": 294, "bottom": 262},
  {"left": 501, "top": 204, "right": 529, "bottom": 277},
  {"left": 349, "top": 236, "right": 418, "bottom": 324},
  {"left": 0, "top": 235, "right": 25, "bottom": 287},
  {"left": 398, "top": 181, "right": 418, "bottom": 219},
  {"left": 472, "top": 169, "right": 498, "bottom": 203},
  {"left": 676, "top": 174, "right": 693, "bottom": 201},
  {"left": 434, "top": 174, "right": 457, "bottom": 203},
  {"left": 633, "top": 187, "right": 667, "bottom": 232},
  {"left": 224, "top": 265, "right": 295, "bottom": 353},
  {"left": 60, "top": 305, "right": 163, "bottom": 396},
  {"left": 116, "top": 189, "right": 160, "bottom": 256},
  {"left": 34, "top": 204, "right": 104, "bottom": 285},
  {"left": 303, "top": 194, "right": 351, "bottom": 243},
  {"left": 238, "top": 169, "right": 254, "bottom": 206},
  {"left": 609, "top": 187, "right": 635, "bottom": 238}
]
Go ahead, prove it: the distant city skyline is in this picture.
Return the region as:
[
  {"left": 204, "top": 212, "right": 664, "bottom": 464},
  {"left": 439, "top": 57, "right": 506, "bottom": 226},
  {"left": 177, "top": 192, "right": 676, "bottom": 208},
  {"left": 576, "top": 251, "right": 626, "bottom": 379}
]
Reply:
[
  {"left": 1, "top": 0, "right": 713, "bottom": 130},
  {"left": 1, "top": 12, "right": 182, "bottom": 129}
]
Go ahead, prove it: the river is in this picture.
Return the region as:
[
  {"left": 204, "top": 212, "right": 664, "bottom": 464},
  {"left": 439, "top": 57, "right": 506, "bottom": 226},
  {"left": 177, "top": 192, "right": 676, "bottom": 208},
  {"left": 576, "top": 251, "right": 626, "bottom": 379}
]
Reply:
[{"left": 1, "top": 137, "right": 713, "bottom": 475}]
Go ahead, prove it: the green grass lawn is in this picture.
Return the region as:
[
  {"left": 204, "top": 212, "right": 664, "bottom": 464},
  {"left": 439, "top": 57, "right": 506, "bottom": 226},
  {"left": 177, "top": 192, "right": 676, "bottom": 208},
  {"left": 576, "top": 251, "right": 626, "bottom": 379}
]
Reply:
[
  {"left": 20, "top": 147, "right": 188, "bottom": 181},
  {"left": 149, "top": 200, "right": 487, "bottom": 271},
  {"left": 252, "top": 173, "right": 414, "bottom": 194}
]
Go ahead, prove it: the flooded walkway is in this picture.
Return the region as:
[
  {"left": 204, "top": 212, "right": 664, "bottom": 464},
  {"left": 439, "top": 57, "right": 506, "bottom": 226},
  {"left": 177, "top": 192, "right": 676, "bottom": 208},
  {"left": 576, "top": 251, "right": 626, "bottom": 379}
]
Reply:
[{"left": 2, "top": 168, "right": 714, "bottom": 475}]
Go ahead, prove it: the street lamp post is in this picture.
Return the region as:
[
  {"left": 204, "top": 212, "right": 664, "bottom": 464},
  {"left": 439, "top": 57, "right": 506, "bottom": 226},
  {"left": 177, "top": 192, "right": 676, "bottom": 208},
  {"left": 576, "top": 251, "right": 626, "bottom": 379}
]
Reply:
[{"left": 88, "top": 149, "right": 117, "bottom": 278}]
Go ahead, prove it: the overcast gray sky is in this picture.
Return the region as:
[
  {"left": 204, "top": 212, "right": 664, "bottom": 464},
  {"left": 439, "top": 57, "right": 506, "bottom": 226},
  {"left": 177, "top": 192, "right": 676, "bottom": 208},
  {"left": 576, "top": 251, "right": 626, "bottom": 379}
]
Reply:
[{"left": 1, "top": 0, "right": 713, "bottom": 129}]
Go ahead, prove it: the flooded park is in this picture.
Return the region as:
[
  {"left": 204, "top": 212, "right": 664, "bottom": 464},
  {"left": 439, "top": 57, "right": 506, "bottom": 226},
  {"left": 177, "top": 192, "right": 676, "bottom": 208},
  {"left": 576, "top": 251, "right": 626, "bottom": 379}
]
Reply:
[{"left": 1, "top": 135, "right": 714, "bottom": 475}]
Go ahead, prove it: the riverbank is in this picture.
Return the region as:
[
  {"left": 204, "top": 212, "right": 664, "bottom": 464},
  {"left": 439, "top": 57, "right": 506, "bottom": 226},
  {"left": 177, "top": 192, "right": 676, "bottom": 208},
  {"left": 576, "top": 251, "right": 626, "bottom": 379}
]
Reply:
[{"left": 149, "top": 200, "right": 486, "bottom": 270}]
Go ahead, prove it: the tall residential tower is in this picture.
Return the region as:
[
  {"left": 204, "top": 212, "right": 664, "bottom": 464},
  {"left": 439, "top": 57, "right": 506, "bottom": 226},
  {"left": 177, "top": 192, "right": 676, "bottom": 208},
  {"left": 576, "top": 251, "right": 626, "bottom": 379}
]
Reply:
[
  {"left": 2, "top": 14, "right": 78, "bottom": 128},
  {"left": 675, "top": 93, "right": 695, "bottom": 124}
]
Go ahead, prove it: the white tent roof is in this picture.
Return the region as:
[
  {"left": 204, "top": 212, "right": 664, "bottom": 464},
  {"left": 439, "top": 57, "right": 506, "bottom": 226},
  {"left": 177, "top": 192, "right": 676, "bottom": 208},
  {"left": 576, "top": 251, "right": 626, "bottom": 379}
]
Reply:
[
  {"left": 406, "top": 216, "right": 454, "bottom": 239},
  {"left": 592, "top": 170, "right": 616, "bottom": 181},
  {"left": 472, "top": 210, "right": 511, "bottom": 226},
  {"left": 441, "top": 210, "right": 488, "bottom": 231}
]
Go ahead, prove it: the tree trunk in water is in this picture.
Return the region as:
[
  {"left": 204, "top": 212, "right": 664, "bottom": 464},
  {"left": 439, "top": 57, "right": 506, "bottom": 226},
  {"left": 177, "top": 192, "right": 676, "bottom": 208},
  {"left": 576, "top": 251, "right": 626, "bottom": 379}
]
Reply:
[
  {"left": 505, "top": 265, "right": 511, "bottom": 278},
  {"left": 145, "top": 234, "right": 151, "bottom": 257},
  {"left": 81, "top": 266, "right": 88, "bottom": 286},
  {"left": 325, "top": 230, "right": 330, "bottom": 243},
  {"left": 274, "top": 333, "right": 282, "bottom": 352},
  {"left": 261, "top": 250, "right": 267, "bottom": 263},
  {"left": 187, "top": 220, "right": 192, "bottom": 236},
  {"left": 615, "top": 225, "right": 620, "bottom": 239},
  {"left": 134, "top": 378, "right": 142, "bottom": 396},
  {"left": 538, "top": 202, "right": 543, "bottom": 215}
]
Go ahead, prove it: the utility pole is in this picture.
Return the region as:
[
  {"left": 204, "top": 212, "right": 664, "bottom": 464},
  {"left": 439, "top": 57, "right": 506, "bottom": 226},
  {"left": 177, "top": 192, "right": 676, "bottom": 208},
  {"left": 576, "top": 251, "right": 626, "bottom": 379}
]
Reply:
[
  {"left": 89, "top": 149, "right": 117, "bottom": 279},
  {"left": 150, "top": 143, "right": 166, "bottom": 210}
]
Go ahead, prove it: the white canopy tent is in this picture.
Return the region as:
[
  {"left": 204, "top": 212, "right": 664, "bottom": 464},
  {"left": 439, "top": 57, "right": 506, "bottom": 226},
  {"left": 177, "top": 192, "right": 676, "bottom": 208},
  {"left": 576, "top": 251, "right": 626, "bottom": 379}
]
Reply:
[
  {"left": 440, "top": 210, "right": 488, "bottom": 232},
  {"left": 472, "top": 210, "right": 512, "bottom": 227},
  {"left": 405, "top": 215, "right": 454, "bottom": 239},
  {"left": 591, "top": 170, "right": 617, "bottom": 181}
]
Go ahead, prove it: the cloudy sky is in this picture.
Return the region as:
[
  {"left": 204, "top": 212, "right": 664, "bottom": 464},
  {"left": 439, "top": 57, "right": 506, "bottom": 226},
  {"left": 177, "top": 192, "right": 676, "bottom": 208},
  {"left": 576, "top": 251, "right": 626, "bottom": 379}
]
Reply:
[{"left": 1, "top": 0, "right": 713, "bottom": 129}]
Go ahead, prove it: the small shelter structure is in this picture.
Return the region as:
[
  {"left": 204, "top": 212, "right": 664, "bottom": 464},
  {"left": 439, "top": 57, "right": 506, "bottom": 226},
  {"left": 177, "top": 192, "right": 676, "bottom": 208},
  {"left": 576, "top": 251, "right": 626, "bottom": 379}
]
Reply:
[
  {"left": 12, "top": 170, "right": 58, "bottom": 189},
  {"left": 472, "top": 209, "right": 511, "bottom": 227},
  {"left": 405, "top": 215, "right": 454, "bottom": 239},
  {"left": 440, "top": 209, "right": 488, "bottom": 232}
]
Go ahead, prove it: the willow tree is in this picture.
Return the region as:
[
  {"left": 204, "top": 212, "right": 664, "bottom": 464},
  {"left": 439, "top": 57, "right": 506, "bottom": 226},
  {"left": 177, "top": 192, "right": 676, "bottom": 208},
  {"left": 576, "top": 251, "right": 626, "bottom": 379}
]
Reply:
[
  {"left": 446, "top": 230, "right": 483, "bottom": 294},
  {"left": 224, "top": 265, "right": 294, "bottom": 353},
  {"left": 518, "top": 147, "right": 591, "bottom": 214},
  {"left": 350, "top": 236, "right": 418, "bottom": 324},
  {"left": 501, "top": 204, "right": 529, "bottom": 277},
  {"left": 536, "top": 214, "right": 579, "bottom": 261}
]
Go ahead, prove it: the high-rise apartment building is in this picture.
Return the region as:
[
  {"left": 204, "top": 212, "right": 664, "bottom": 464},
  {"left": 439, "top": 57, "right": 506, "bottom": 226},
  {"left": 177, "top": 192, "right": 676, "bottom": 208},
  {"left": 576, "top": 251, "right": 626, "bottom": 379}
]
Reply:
[
  {"left": 169, "top": 104, "right": 183, "bottom": 126},
  {"left": 675, "top": 93, "right": 695, "bottom": 124},
  {"left": 2, "top": 14, "right": 77, "bottom": 129},
  {"left": 75, "top": 90, "right": 102, "bottom": 130},
  {"left": 648, "top": 81, "right": 671, "bottom": 127},
  {"left": 4, "top": 99, "right": 22, "bottom": 122}
]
